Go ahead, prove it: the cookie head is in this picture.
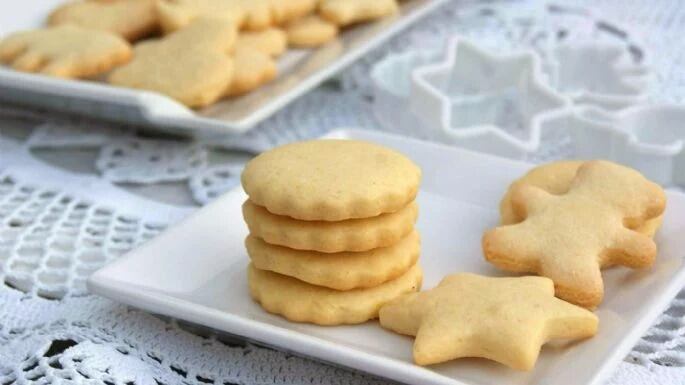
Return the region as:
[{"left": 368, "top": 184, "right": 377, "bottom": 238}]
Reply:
[{"left": 568, "top": 160, "right": 666, "bottom": 228}]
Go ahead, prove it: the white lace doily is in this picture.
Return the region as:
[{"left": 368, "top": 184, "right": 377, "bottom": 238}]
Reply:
[{"left": 2, "top": 1, "right": 685, "bottom": 384}]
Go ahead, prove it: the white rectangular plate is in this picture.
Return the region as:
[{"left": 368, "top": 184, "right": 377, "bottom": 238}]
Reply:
[
  {"left": 88, "top": 129, "right": 685, "bottom": 385},
  {"left": 0, "top": 0, "right": 446, "bottom": 137}
]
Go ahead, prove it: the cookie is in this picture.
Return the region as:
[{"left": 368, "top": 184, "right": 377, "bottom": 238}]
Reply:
[
  {"left": 499, "top": 160, "right": 663, "bottom": 237},
  {"left": 286, "top": 15, "right": 339, "bottom": 48},
  {"left": 243, "top": 200, "right": 417, "bottom": 252},
  {"left": 235, "top": 0, "right": 273, "bottom": 31},
  {"left": 379, "top": 273, "right": 598, "bottom": 369},
  {"left": 47, "top": 0, "right": 158, "bottom": 41},
  {"left": 269, "top": 0, "right": 318, "bottom": 25},
  {"left": 225, "top": 47, "right": 277, "bottom": 96},
  {"left": 319, "top": 0, "right": 399, "bottom": 26},
  {"left": 108, "top": 18, "right": 236, "bottom": 107},
  {"left": 483, "top": 160, "right": 666, "bottom": 308},
  {"left": 236, "top": 0, "right": 318, "bottom": 29},
  {"left": 156, "top": 0, "right": 315, "bottom": 32},
  {"left": 248, "top": 262, "right": 422, "bottom": 325},
  {"left": 247, "top": 230, "right": 420, "bottom": 290},
  {"left": 0, "top": 25, "right": 131, "bottom": 79},
  {"left": 156, "top": 0, "right": 245, "bottom": 33},
  {"left": 241, "top": 140, "right": 421, "bottom": 221},
  {"left": 235, "top": 28, "right": 287, "bottom": 58}
]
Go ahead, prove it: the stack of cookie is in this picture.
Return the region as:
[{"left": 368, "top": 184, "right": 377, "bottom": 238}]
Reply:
[{"left": 240, "top": 139, "right": 423, "bottom": 325}]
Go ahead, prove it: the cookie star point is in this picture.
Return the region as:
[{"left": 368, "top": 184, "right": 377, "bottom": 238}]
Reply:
[{"left": 379, "top": 273, "right": 598, "bottom": 370}]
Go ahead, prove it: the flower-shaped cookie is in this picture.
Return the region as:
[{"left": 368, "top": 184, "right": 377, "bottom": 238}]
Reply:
[{"left": 379, "top": 273, "right": 598, "bottom": 370}]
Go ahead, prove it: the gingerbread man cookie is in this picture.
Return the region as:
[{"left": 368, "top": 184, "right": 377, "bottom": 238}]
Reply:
[{"left": 483, "top": 160, "right": 666, "bottom": 308}]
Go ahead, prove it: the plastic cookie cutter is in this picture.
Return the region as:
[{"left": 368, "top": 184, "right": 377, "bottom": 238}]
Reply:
[
  {"left": 545, "top": 41, "right": 651, "bottom": 111},
  {"left": 570, "top": 104, "right": 685, "bottom": 186},
  {"left": 410, "top": 37, "right": 571, "bottom": 159},
  {"left": 370, "top": 50, "right": 442, "bottom": 140}
]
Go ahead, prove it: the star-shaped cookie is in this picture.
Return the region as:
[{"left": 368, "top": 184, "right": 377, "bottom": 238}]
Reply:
[
  {"left": 483, "top": 160, "right": 666, "bottom": 308},
  {"left": 379, "top": 273, "right": 598, "bottom": 370}
]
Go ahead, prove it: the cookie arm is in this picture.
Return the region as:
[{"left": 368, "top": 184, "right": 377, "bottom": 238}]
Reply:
[
  {"left": 606, "top": 228, "right": 657, "bottom": 269},
  {"left": 623, "top": 181, "right": 667, "bottom": 229},
  {"left": 482, "top": 225, "right": 541, "bottom": 273},
  {"left": 509, "top": 184, "right": 554, "bottom": 219}
]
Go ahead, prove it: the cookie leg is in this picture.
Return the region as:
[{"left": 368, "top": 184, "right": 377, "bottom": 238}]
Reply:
[{"left": 540, "top": 257, "right": 604, "bottom": 309}]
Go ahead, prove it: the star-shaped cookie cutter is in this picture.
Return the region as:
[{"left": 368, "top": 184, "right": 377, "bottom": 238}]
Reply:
[
  {"left": 370, "top": 49, "right": 441, "bottom": 140},
  {"left": 410, "top": 37, "right": 571, "bottom": 159},
  {"left": 570, "top": 104, "right": 685, "bottom": 186}
]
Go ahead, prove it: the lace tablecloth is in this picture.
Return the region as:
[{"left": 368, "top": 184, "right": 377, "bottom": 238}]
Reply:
[{"left": 2, "top": 1, "right": 685, "bottom": 384}]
